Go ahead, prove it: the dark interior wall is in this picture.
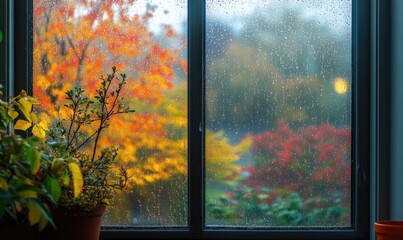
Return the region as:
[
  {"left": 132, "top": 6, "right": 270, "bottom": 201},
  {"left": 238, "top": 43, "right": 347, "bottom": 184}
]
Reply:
[{"left": 390, "top": 0, "right": 403, "bottom": 220}]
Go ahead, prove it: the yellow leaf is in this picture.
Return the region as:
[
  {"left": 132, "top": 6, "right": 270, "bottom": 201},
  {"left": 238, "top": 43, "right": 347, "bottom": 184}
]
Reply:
[
  {"left": 102, "top": 198, "right": 110, "bottom": 205},
  {"left": 18, "top": 190, "right": 38, "bottom": 199},
  {"left": 7, "top": 109, "right": 18, "bottom": 120},
  {"left": 32, "top": 125, "right": 46, "bottom": 139},
  {"left": 25, "top": 96, "right": 39, "bottom": 105},
  {"left": 27, "top": 202, "right": 41, "bottom": 226},
  {"left": 0, "top": 177, "right": 8, "bottom": 190},
  {"left": 30, "top": 112, "right": 38, "bottom": 123},
  {"left": 18, "top": 90, "right": 27, "bottom": 97},
  {"left": 17, "top": 98, "right": 33, "bottom": 121},
  {"left": 38, "top": 120, "right": 49, "bottom": 131},
  {"left": 14, "top": 120, "right": 32, "bottom": 131},
  {"left": 68, "top": 162, "right": 83, "bottom": 198}
]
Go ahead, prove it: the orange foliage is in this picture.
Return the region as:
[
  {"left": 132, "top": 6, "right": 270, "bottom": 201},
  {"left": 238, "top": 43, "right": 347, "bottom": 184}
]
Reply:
[{"left": 33, "top": 0, "right": 187, "bottom": 187}]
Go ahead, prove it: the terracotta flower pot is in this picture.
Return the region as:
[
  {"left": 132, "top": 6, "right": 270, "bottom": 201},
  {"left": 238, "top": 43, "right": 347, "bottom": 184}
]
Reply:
[
  {"left": 37, "top": 206, "right": 106, "bottom": 240},
  {"left": 375, "top": 221, "right": 403, "bottom": 240}
]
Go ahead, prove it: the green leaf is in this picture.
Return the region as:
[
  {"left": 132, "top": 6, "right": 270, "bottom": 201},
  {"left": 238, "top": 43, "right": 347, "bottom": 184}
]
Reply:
[
  {"left": 45, "top": 176, "right": 61, "bottom": 204},
  {"left": 24, "top": 145, "right": 41, "bottom": 174},
  {"left": 38, "top": 214, "right": 50, "bottom": 231},
  {"left": 0, "top": 189, "right": 12, "bottom": 219},
  {"left": 0, "top": 198, "right": 7, "bottom": 218},
  {"left": 62, "top": 170, "right": 70, "bottom": 186},
  {"left": 51, "top": 158, "right": 64, "bottom": 172},
  {"left": 0, "top": 30, "right": 2, "bottom": 43}
]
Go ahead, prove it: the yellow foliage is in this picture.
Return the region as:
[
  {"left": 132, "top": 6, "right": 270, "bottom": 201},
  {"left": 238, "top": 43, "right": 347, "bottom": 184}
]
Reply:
[
  {"left": 14, "top": 120, "right": 32, "bottom": 131},
  {"left": 205, "top": 130, "right": 251, "bottom": 183},
  {"left": 27, "top": 201, "right": 42, "bottom": 226},
  {"left": 0, "top": 177, "right": 8, "bottom": 191},
  {"left": 67, "top": 161, "right": 84, "bottom": 198}
]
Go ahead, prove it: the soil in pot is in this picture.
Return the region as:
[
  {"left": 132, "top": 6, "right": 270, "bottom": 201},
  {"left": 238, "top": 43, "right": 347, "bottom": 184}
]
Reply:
[{"left": 375, "top": 221, "right": 403, "bottom": 240}]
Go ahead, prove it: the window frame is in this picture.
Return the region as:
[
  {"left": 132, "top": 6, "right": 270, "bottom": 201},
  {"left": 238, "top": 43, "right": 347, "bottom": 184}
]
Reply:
[{"left": 8, "top": 0, "right": 376, "bottom": 239}]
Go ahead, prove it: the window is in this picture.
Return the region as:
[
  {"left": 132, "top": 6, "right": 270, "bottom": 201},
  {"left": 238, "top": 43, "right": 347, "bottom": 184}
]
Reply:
[
  {"left": 206, "top": 0, "right": 353, "bottom": 228},
  {"left": 8, "top": 0, "right": 371, "bottom": 239}
]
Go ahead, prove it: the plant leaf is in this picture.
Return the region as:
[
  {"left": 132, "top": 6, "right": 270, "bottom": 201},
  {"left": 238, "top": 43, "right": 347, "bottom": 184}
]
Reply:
[
  {"left": 25, "top": 96, "right": 40, "bottom": 105},
  {"left": 0, "top": 197, "right": 7, "bottom": 218},
  {"left": 28, "top": 199, "right": 55, "bottom": 229},
  {"left": 38, "top": 120, "right": 49, "bottom": 131},
  {"left": 38, "top": 214, "right": 49, "bottom": 231},
  {"left": 27, "top": 201, "right": 42, "bottom": 226},
  {"left": 32, "top": 125, "right": 46, "bottom": 139},
  {"left": 17, "top": 98, "right": 33, "bottom": 121},
  {"left": 30, "top": 112, "right": 38, "bottom": 123},
  {"left": 7, "top": 109, "right": 18, "bottom": 120},
  {"left": 45, "top": 176, "right": 61, "bottom": 204},
  {"left": 51, "top": 158, "right": 64, "bottom": 172},
  {"left": 62, "top": 170, "right": 70, "bottom": 186},
  {"left": 18, "top": 190, "right": 38, "bottom": 199},
  {"left": 68, "top": 162, "right": 83, "bottom": 198},
  {"left": 25, "top": 146, "right": 41, "bottom": 174},
  {"left": 0, "top": 177, "right": 8, "bottom": 191},
  {"left": 14, "top": 119, "right": 32, "bottom": 131}
]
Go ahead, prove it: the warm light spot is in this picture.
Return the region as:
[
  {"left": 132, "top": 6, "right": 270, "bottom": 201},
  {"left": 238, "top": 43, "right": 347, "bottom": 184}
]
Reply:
[{"left": 334, "top": 78, "right": 349, "bottom": 95}]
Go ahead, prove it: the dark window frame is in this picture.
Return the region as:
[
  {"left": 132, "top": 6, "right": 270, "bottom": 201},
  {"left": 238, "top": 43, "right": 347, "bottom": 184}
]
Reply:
[{"left": 6, "top": 0, "right": 384, "bottom": 239}]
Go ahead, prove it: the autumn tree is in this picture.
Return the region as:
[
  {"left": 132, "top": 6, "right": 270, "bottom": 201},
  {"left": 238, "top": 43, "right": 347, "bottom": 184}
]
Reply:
[{"left": 33, "top": 0, "right": 187, "bottom": 186}]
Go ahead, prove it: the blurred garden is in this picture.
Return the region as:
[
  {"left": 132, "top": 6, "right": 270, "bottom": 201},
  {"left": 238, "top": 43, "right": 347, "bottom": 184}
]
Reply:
[{"left": 33, "top": 0, "right": 352, "bottom": 227}]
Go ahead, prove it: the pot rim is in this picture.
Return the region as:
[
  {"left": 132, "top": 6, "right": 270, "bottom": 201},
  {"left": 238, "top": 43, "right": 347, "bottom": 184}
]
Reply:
[
  {"left": 375, "top": 221, "right": 403, "bottom": 227},
  {"left": 375, "top": 221, "right": 403, "bottom": 236},
  {"left": 53, "top": 205, "right": 106, "bottom": 217}
]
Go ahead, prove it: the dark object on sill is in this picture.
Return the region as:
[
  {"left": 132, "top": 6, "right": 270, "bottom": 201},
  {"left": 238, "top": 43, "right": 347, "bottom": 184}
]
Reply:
[
  {"left": 375, "top": 221, "right": 403, "bottom": 240},
  {"left": 0, "top": 223, "right": 34, "bottom": 240},
  {"left": 35, "top": 206, "right": 106, "bottom": 240}
]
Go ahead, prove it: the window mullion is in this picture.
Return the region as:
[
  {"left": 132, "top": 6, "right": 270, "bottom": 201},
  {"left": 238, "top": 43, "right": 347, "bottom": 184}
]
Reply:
[
  {"left": 13, "top": 0, "right": 32, "bottom": 96},
  {"left": 188, "top": 0, "right": 205, "bottom": 235}
]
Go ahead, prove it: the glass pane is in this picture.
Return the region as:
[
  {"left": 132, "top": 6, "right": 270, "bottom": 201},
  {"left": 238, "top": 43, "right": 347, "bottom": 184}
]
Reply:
[
  {"left": 206, "top": 0, "right": 352, "bottom": 227},
  {"left": 33, "top": 0, "right": 187, "bottom": 226}
]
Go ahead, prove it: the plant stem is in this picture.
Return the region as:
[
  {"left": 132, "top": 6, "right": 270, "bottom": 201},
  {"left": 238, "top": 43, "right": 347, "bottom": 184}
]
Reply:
[{"left": 65, "top": 100, "right": 78, "bottom": 151}]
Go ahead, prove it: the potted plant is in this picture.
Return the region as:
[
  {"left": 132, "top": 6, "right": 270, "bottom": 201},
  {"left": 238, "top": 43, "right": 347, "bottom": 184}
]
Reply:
[
  {"left": 39, "top": 67, "right": 134, "bottom": 240},
  {"left": 0, "top": 89, "right": 83, "bottom": 239},
  {"left": 375, "top": 221, "right": 403, "bottom": 240}
]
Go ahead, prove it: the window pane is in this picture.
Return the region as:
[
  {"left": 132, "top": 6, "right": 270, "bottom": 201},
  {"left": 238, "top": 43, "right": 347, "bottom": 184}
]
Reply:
[
  {"left": 206, "top": 0, "right": 352, "bottom": 227},
  {"left": 33, "top": 0, "right": 187, "bottom": 226}
]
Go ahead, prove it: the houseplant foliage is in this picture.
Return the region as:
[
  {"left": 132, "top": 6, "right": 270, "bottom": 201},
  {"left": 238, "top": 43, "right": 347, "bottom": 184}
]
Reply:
[
  {"left": 0, "top": 89, "right": 82, "bottom": 231},
  {"left": 47, "top": 66, "right": 133, "bottom": 213},
  {"left": 33, "top": 67, "right": 133, "bottom": 239}
]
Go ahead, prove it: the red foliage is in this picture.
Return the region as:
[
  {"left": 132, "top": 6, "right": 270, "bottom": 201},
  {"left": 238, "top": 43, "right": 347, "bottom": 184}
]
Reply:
[{"left": 245, "top": 120, "right": 351, "bottom": 205}]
